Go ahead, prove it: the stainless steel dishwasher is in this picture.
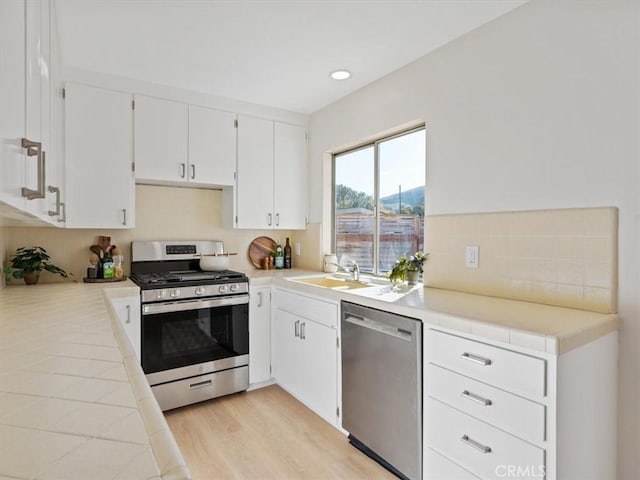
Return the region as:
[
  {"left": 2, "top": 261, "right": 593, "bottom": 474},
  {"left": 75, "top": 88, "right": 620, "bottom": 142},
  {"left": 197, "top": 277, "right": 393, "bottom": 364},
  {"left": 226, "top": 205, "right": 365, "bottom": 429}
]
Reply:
[{"left": 341, "top": 301, "right": 422, "bottom": 480}]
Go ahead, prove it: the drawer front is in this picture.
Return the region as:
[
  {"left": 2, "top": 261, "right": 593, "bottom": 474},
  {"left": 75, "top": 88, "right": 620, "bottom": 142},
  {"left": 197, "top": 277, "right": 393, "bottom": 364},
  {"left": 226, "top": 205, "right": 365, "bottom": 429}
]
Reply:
[
  {"left": 426, "top": 364, "right": 545, "bottom": 443},
  {"left": 426, "top": 330, "right": 546, "bottom": 399},
  {"left": 425, "top": 448, "right": 481, "bottom": 480},
  {"left": 275, "top": 288, "right": 338, "bottom": 328},
  {"left": 426, "top": 398, "right": 545, "bottom": 480}
]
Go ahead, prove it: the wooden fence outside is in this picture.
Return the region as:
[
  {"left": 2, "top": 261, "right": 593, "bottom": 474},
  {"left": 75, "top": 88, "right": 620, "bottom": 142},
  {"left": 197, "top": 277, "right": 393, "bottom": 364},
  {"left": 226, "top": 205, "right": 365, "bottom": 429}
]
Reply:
[{"left": 336, "top": 213, "right": 425, "bottom": 271}]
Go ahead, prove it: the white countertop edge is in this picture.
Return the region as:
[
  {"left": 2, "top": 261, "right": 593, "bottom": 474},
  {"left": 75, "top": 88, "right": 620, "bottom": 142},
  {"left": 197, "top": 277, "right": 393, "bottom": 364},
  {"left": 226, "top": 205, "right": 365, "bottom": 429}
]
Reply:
[
  {"left": 244, "top": 269, "right": 618, "bottom": 356},
  {"left": 103, "top": 286, "right": 192, "bottom": 480}
]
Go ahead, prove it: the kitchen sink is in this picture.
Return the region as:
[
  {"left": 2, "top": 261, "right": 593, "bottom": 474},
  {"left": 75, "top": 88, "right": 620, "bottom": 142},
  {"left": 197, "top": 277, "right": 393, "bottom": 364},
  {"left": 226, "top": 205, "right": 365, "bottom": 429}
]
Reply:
[
  {"left": 290, "top": 276, "right": 376, "bottom": 290},
  {"left": 287, "top": 273, "right": 420, "bottom": 302}
]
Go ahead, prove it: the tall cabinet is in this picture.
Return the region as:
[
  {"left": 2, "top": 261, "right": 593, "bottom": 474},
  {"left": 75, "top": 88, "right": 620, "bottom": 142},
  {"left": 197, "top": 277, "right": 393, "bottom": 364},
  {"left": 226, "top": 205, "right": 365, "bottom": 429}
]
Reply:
[
  {"left": 235, "top": 115, "right": 307, "bottom": 229},
  {"left": 0, "top": 0, "right": 63, "bottom": 224},
  {"left": 64, "top": 83, "right": 135, "bottom": 228}
]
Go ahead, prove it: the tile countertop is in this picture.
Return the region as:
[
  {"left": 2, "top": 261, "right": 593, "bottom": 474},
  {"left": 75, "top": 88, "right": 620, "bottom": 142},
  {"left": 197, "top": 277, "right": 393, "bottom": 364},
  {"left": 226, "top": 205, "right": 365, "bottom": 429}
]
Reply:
[
  {"left": 0, "top": 280, "right": 190, "bottom": 480},
  {"left": 245, "top": 269, "right": 619, "bottom": 355}
]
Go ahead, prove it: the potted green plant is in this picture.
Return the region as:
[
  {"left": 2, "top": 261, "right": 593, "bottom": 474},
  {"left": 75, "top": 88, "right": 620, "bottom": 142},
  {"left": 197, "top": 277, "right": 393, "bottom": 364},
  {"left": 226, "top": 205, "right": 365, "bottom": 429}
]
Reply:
[
  {"left": 388, "top": 251, "right": 428, "bottom": 285},
  {"left": 3, "top": 246, "right": 72, "bottom": 285}
]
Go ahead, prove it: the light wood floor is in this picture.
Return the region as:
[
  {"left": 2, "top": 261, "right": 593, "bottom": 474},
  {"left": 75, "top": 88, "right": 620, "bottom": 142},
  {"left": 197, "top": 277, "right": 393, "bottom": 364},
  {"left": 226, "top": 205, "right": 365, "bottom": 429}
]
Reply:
[{"left": 165, "top": 384, "right": 397, "bottom": 480}]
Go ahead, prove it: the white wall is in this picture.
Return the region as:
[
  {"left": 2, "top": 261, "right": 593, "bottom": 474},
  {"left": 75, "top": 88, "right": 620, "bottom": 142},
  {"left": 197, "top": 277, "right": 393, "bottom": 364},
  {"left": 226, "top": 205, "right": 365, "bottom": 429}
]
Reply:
[{"left": 309, "top": 1, "right": 639, "bottom": 478}]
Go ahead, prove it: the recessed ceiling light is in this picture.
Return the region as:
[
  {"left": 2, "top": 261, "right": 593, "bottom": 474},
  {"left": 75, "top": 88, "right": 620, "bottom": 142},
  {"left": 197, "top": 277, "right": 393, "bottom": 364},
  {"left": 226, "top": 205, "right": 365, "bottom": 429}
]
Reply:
[{"left": 330, "top": 70, "right": 351, "bottom": 80}]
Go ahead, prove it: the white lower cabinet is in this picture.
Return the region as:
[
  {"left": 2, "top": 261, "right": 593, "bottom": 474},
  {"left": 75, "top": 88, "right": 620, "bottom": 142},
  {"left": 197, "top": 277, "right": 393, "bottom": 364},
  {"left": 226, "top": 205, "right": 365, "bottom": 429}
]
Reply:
[
  {"left": 424, "top": 328, "right": 618, "bottom": 480},
  {"left": 249, "top": 285, "right": 271, "bottom": 384},
  {"left": 272, "top": 288, "right": 338, "bottom": 425},
  {"left": 425, "top": 448, "right": 480, "bottom": 480},
  {"left": 109, "top": 295, "right": 141, "bottom": 361}
]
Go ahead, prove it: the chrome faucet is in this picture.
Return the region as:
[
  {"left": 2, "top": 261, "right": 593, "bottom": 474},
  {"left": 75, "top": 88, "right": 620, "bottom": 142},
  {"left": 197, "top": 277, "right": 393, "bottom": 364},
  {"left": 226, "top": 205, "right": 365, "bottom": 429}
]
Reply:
[{"left": 325, "top": 258, "right": 360, "bottom": 282}]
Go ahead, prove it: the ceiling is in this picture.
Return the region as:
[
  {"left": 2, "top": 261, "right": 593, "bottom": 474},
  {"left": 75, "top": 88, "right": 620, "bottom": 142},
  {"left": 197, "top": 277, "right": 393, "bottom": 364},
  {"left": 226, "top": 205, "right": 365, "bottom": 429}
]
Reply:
[{"left": 54, "top": 0, "right": 527, "bottom": 114}]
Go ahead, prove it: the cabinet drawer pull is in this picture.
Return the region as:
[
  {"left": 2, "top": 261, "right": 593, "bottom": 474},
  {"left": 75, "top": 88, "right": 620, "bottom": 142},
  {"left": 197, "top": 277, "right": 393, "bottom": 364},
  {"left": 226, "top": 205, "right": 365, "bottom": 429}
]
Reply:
[
  {"left": 257, "top": 291, "right": 263, "bottom": 308},
  {"left": 461, "top": 435, "right": 492, "bottom": 454},
  {"left": 300, "top": 321, "right": 306, "bottom": 340},
  {"left": 189, "top": 379, "right": 213, "bottom": 390},
  {"left": 461, "top": 352, "right": 492, "bottom": 366},
  {"left": 57, "top": 202, "right": 66, "bottom": 223},
  {"left": 294, "top": 319, "right": 300, "bottom": 338},
  {"left": 125, "top": 304, "right": 131, "bottom": 324},
  {"left": 21, "top": 139, "right": 46, "bottom": 200},
  {"left": 461, "top": 390, "right": 492, "bottom": 406},
  {"left": 47, "top": 186, "right": 61, "bottom": 216}
]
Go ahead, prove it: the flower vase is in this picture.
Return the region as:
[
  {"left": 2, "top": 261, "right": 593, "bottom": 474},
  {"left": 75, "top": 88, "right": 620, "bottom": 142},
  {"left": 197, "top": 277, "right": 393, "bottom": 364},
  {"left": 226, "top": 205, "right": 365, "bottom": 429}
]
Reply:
[{"left": 407, "top": 270, "right": 419, "bottom": 285}]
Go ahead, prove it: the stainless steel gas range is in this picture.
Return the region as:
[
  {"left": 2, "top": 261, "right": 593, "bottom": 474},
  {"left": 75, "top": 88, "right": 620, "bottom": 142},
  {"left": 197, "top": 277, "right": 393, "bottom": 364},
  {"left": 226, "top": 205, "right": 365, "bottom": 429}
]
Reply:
[{"left": 130, "top": 240, "right": 249, "bottom": 411}]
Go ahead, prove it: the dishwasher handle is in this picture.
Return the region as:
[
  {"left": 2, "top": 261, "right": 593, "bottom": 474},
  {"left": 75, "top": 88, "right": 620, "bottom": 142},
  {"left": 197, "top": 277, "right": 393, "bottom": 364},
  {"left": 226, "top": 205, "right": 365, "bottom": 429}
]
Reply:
[{"left": 344, "top": 314, "right": 413, "bottom": 341}]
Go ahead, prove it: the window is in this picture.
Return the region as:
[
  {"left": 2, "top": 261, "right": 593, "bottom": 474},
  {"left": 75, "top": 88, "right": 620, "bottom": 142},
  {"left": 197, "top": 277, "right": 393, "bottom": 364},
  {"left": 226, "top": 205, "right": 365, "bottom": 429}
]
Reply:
[{"left": 334, "top": 127, "right": 425, "bottom": 276}]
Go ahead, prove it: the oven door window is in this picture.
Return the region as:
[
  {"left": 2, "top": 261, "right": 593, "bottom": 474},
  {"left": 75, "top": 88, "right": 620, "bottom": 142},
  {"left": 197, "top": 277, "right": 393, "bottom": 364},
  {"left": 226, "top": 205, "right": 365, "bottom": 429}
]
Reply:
[{"left": 142, "top": 301, "right": 248, "bottom": 374}]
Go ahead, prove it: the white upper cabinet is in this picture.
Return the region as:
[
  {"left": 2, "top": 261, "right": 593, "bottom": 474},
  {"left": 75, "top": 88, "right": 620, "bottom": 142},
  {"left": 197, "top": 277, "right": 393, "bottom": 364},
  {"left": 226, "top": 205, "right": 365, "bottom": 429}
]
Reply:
[
  {"left": 0, "top": 0, "right": 61, "bottom": 225},
  {"left": 64, "top": 83, "right": 135, "bottom": 228},
  {"left": 134, "top": 95, "right": 237, "bottom": 187},
  {"left": 134, "top": 95, "right": 189, "bottom": 183},
  {"left": 0, "top": 0, "right": 28, "bottom": 211},
  {"left": 236, "top": 115, "right": 274, "bottom": 229},
  {"left": 234, "top": 116, "right": 307, "bottom": 229},
  {"left": 188, "top": 105, "right": 237, "bottom": 186},
  {"left": 274, "top": 122, "right": 307, "bottom": 229}
]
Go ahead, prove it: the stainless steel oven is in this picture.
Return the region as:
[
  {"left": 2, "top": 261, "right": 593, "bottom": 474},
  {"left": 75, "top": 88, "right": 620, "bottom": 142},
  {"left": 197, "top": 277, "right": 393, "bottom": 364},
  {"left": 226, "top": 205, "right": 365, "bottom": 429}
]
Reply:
[{"left": 131, "top": 240, "right": 250, "bottom": 411}]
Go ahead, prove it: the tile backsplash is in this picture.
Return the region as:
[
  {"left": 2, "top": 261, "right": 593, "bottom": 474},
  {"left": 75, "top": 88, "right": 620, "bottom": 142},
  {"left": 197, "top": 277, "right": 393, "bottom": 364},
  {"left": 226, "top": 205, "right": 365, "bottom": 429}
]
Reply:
[
  {"left": 424, "top": 207, "right": 618, "bottom": 314},
  {"left": 4, "top": 185, "right": 301, "bottom": 283}
]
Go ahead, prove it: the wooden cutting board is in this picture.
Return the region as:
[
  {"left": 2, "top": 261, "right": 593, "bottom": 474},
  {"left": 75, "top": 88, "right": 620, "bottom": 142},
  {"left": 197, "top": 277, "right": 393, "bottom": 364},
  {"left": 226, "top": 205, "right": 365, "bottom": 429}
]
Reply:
[{"left": 248, "top": 236, "right": 277, "bottom": 269}]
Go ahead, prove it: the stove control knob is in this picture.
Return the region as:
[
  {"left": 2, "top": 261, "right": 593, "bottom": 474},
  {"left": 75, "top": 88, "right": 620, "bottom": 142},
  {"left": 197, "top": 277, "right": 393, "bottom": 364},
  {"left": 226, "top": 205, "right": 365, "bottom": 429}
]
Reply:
[
  {"left": 170, "top": 289, "right": 180, "bottom": 298},
  {"left": 195, "top": 287, "right": 205, "bottom": 296},
  {"left": 218, "top": 285, "right": 228, "bottom": 294},
  {"left": 229, "top": 283, "right": 239, "bottom": 292},
  {"left": 156, "top": 290, "right": 167, "bottom": 300}
]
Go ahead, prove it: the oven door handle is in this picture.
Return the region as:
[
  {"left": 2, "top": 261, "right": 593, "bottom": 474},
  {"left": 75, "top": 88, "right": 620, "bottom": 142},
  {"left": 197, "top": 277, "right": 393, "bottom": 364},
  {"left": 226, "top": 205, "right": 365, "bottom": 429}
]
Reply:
[{"left": 142, "top": 294, "right": 249, "bottom": 315}]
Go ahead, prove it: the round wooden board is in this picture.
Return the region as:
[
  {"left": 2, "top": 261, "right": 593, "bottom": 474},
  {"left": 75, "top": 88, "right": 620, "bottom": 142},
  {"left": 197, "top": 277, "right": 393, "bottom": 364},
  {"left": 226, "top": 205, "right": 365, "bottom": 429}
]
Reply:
[{"left": 248, "top": 236, "right": 277, "bottom": 269}]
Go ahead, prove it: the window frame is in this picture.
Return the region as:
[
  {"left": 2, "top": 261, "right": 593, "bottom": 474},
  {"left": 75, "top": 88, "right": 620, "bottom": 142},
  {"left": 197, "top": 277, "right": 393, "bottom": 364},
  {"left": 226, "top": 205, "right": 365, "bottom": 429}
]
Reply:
[{"left": 332, "top": 125, "right": 426, "bottom": 277}]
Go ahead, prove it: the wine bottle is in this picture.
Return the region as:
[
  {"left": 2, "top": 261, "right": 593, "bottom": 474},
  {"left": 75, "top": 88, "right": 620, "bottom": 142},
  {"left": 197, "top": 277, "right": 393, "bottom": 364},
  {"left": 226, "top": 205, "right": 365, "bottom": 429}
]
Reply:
[
  {"left": 274, "top": 242, "right": 284, "bottom": 269},
  {"left": 284, "top": 237, "right": 292, "bottom": 269}
]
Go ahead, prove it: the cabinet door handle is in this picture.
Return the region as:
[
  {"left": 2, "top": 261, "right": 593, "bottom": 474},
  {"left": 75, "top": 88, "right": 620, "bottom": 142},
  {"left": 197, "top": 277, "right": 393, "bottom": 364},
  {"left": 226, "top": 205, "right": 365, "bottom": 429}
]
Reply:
[
  {"left": 461, "top": 390, "right": 492, "bottom": 406},
  {"left": 300, "top": 322, "right": 306, "bottom": 340},
  {"left": 461, "top": 352, "right": 492, "bottom": 366},
  {"left": 461, "top": 435, "right": 492, "bottom": 454},
  {"left": 294, "top": 320, "right": 300, "bottom": 338},
  {"left": 57, "top": 202, "right": 66, "bottom": 223},
  {"left": 275, "top": 213, "right": 280, "bottom": 226},
  {"left": 47, "top": 185, "right": 61, "bottom": 216},
  {"left": 191, "top": 164, "right": 196, "bottom": 179},
  {"left": 125, "top": 304, "right": 131, "bottom": 324},
  {"left": 180, "top": 163, "right": 186, "bottom": 178},
  {"left": 122, "top": 209, "right": 127, "bottom": 226},
  {"left": 268, "top": 213, "right": 272, "bottom": 226},
  {"left": 21, "top": 139, "right": 46, "bottom": 200},
  {"left": 257, "top": 291, "right": 263, "bottom": 308}
]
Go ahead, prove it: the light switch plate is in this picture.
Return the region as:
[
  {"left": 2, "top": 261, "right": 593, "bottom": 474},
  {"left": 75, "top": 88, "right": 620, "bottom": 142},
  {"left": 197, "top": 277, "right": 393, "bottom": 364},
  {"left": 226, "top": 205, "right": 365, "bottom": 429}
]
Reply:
[{"left": 465, "top": 245, "right": 479, "bottom": 268}]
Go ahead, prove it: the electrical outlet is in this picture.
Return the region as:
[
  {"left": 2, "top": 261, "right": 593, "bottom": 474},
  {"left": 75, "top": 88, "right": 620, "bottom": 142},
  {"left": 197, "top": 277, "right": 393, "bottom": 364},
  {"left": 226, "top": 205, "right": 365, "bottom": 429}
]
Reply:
[
  {"left": 295, "top": 242, "right": 301, "bottom": 256},
  {"left": 465, "top": 245, "right": 479, "bottom": 268}
]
